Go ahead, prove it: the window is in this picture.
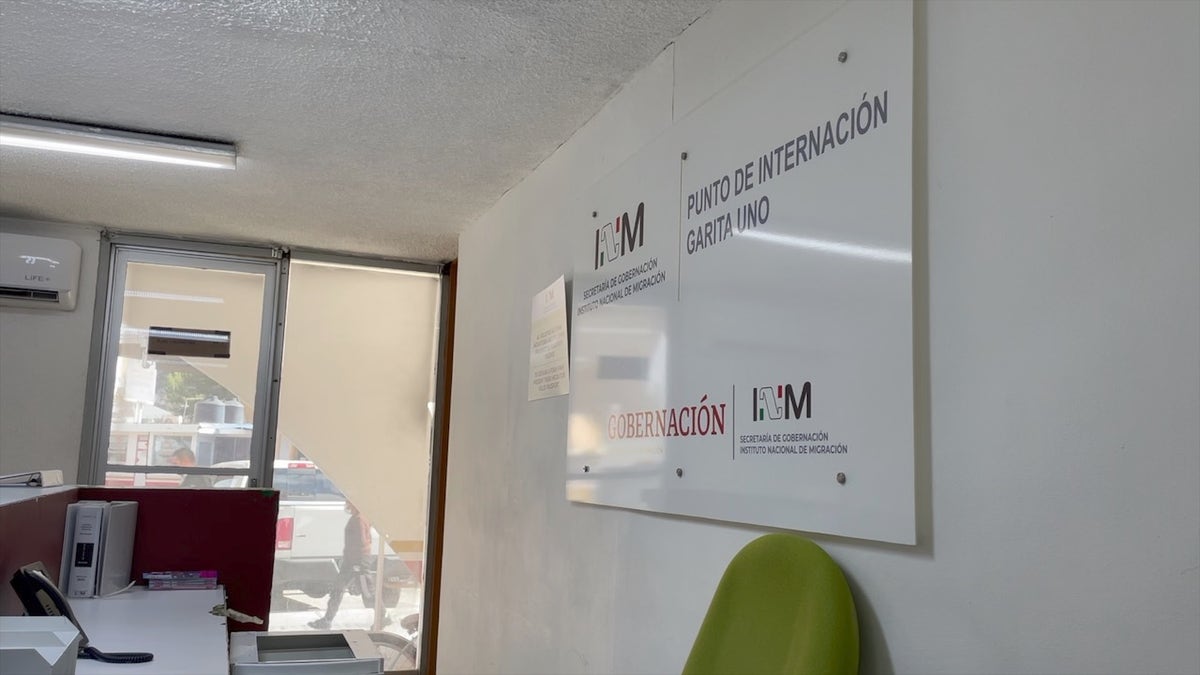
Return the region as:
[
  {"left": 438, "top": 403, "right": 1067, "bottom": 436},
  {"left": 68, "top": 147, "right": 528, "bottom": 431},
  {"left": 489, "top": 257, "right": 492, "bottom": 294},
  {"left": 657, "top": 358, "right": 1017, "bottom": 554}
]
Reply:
[
  {"left": 264, "top": 259, "right": 441, "bottom": 672},
  {"left": 82, "top": 237, "right": 448, "bottom": 673},
  {"left": 89, "top": 246, "right": 277, "bottom": 489}
]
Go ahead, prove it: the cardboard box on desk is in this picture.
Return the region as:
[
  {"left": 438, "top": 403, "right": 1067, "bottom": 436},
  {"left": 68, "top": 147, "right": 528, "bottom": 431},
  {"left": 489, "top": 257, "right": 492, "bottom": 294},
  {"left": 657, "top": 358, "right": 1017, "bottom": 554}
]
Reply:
[{"left": 0, "top": 616, "right": 81, "bottom": 675}]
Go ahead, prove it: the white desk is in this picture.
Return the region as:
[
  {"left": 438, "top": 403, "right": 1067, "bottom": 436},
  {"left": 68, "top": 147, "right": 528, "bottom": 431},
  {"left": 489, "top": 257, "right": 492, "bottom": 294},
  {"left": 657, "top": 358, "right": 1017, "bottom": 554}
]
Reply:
[{"left": 70, "top": 587, "right": 229, "bottom": 675}]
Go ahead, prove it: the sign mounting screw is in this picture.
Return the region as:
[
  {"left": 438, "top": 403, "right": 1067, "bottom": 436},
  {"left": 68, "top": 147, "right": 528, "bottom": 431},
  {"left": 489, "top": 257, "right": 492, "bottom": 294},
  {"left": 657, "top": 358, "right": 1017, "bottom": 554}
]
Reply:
[
  {"left": 591, "top": 211, "right": 597, "bottom": 218},
  {"left": 836, "top": 472, "right": 846, "bottom": 484},
  {"left": 583, "top": 465, "right": 590, "bottom": 473},
  {"left": 680, "top": 151, "right": 688, "bottom": 161},
  {"left": 838, "top": 51, "right": 848, "bottom": 63},
  {"left": 676, "top": 468, "right": 684, "bottom": 478}
]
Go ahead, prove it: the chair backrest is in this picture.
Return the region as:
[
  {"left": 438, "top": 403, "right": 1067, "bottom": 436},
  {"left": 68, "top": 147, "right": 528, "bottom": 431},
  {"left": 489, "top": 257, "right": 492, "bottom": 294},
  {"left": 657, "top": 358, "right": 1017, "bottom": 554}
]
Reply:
[{"left": 682, "top": 533, "right": 859, "bottom": 675}]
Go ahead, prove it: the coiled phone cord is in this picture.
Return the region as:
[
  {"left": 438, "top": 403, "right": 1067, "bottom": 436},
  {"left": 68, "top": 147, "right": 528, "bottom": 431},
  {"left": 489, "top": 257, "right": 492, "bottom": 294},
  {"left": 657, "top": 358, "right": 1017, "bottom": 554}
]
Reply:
[{"left": 80, "top": 645, "right": 154, "bottom": 663}]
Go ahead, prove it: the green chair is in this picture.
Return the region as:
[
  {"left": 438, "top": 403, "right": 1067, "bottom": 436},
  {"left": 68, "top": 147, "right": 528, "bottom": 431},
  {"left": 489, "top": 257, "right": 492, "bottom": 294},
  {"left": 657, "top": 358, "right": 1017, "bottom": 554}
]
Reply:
[{"left": 682, "top": 534, "right": 859, "bottom": 675}]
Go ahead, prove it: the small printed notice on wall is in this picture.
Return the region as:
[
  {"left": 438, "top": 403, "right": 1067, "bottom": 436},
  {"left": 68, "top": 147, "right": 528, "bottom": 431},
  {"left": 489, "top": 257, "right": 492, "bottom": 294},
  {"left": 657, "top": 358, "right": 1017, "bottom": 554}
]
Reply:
[{"left": 529, "top": 275, "right": 570, "bottom": 400}]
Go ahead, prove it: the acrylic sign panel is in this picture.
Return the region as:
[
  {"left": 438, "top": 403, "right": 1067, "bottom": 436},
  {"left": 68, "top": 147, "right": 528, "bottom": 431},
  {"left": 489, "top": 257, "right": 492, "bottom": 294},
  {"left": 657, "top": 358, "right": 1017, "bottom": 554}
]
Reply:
[{"left": 568, "top": 0, "right": 915, "bottom": 544}]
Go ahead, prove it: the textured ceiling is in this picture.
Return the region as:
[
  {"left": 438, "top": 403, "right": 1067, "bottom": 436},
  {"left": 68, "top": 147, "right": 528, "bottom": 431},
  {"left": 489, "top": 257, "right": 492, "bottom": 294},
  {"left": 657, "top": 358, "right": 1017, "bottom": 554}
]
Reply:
[{"left": 0, "top": 0, "right": 714, "bottom": 261}]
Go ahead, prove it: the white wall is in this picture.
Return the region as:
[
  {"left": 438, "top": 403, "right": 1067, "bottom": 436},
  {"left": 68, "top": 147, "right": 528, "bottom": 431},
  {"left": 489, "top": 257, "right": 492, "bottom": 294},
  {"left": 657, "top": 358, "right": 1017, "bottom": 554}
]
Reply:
[
  {"left": 0, "top": 218, "right": 101, "bottom": 482},
  {"left": 440, "top": 1, "right": 1200, "bottom": 673}
]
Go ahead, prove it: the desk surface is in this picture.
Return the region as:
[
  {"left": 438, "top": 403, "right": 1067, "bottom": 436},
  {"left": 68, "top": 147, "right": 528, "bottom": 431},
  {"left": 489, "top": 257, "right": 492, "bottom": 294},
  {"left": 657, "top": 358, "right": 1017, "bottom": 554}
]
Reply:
[
  {"left": 71, "top": 587, "right": 228, "bottom": 675},
  {"left": 0, "top": 485, "right": 76, "bottom": 507}
]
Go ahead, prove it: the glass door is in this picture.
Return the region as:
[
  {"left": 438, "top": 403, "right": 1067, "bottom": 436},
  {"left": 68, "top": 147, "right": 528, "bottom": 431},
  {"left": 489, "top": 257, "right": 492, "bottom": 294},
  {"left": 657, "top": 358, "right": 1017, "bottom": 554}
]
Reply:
[
  {"left": 266, "top": 258, "right": 442, "bottom": 674},
  {"left": 90, "top": 244, "right": 282, "bottom": 489}
]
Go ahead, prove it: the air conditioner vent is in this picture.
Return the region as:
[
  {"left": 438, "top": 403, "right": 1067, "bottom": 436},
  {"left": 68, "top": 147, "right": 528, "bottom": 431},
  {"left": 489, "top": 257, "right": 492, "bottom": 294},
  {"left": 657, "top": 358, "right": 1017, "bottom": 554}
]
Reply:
[
  {"left": 0, "top": 286, "right": 60, "bottom": 302},
  {"left": 0, "top": 232, "right": 81, "bottom": 310}
]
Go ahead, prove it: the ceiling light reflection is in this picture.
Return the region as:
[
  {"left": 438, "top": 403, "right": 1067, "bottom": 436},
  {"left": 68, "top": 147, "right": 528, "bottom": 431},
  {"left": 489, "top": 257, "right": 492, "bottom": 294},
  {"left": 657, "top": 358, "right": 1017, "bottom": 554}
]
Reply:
[{"left": 741, "top": 230, "right": 911, "bottom": 264}]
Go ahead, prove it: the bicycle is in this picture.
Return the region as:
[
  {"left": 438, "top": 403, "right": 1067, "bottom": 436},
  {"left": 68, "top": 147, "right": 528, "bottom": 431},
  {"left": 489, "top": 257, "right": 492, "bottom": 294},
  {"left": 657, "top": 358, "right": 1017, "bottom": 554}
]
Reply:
[{"left": 369, "top": 612, "right": 419, "bottom": 671}]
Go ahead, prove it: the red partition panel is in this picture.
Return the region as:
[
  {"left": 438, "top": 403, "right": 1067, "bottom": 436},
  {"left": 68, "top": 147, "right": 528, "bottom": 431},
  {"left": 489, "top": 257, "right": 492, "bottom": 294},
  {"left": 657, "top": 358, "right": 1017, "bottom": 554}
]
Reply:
[
  {"left": 78, "top": 487, "right": 279, "bottom": 631},
  {"left": 0, "top": 488, "right": 81, "bottom": 616}
]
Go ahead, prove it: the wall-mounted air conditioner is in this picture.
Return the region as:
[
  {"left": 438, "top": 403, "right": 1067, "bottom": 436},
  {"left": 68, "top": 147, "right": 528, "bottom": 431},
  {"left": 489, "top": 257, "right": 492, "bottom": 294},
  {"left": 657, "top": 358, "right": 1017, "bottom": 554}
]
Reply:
[{"left": 0, "top": 232, "right": 82, "bottom": 310}]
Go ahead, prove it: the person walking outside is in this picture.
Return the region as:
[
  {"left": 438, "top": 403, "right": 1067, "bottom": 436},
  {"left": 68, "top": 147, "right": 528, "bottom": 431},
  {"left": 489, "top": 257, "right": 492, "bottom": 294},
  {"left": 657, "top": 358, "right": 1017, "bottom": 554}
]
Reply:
[{"left": 309, "top": 502, "right": 374, "bottom": 630}]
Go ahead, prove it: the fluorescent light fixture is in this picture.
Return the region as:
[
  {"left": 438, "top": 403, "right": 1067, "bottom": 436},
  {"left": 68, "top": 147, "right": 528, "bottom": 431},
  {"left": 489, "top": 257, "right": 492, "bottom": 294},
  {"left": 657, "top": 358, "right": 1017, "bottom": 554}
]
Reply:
[{"left": 0, "top": 114, "right": 236, "bottom": 169}]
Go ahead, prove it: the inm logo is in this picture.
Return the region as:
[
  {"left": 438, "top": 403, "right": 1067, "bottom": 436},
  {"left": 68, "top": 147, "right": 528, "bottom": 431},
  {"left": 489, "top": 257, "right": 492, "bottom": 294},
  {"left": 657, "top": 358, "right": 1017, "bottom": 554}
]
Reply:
[
  {"left": 594, "top": 202, "right": 646, "bottom": 270},
  {"left": 752, "top": 383, "right": 812, "bottom": 421}
]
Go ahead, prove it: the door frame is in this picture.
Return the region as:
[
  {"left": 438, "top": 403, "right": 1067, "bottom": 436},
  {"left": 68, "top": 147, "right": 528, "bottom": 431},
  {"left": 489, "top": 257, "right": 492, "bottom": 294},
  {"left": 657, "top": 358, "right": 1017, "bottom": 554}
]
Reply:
[{"left": 286, "top": 248, "right": 448, "bottom": 675}]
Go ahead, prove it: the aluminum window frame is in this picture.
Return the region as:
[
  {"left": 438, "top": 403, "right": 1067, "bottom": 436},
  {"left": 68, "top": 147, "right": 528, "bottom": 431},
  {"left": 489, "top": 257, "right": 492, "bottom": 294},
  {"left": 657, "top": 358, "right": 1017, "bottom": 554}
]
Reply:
[
  {"left": 285, "top": 250, "right": 447, "bottom": 675},
  {"left": 79, "top": 233, "right": 285, "bottom": 488},
  {"left": 79, "top": 235, "right": 452, "bottom": 675}
]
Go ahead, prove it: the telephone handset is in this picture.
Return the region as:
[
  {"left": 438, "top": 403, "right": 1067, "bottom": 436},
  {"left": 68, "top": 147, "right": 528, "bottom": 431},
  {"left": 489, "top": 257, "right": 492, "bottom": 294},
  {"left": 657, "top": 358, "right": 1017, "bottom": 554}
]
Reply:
[{"left": 10, "top": 562, "right": 154, "bottom": 664}]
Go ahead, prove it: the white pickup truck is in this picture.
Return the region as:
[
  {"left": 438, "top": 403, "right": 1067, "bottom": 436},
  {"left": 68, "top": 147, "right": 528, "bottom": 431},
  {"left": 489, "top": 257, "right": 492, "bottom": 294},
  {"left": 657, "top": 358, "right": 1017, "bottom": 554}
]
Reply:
[{"left": 214, "top": 460, "right": 409, "bottom": 605}]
